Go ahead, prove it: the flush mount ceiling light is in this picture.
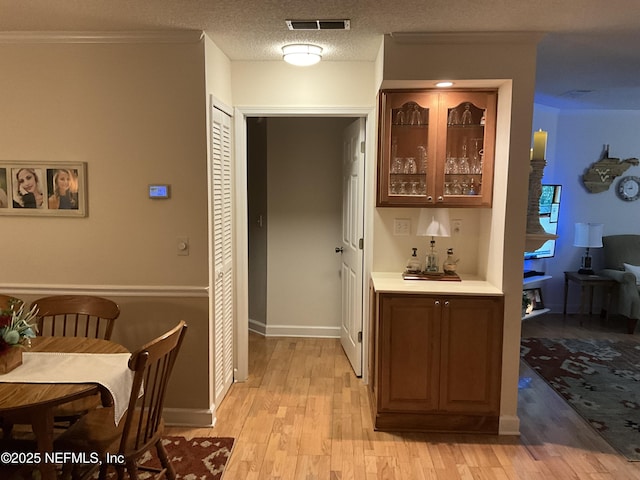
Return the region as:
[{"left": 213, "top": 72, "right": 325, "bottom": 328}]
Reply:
[{"left": 282, "top": 43, "right": 323, "bottom": 66}]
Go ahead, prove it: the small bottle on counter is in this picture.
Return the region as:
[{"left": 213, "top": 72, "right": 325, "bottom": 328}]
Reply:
[
  {"left": 443, "top": 248, "right": 459, "bottom": 275},
  {"left": 405, "top": 247, "right": 422, "bottom": 273}
]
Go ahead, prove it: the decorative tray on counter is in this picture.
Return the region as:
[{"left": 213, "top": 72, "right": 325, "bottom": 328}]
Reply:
[{"left": 402, "top": 272, "right": 461, "bottom": 282}]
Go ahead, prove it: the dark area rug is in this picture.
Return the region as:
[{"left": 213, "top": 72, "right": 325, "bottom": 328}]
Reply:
[
  {"left": 521, "top": 337, "right": 640, "bottom": 461},
  {"left": 0, "top": 435, "right": 234, "bottom": 479},
  {"left": 133, "top": 436, "right": 235, "bottom": 479}
]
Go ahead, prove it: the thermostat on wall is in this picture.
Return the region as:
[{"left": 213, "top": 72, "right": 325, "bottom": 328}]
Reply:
[{"left": 148, "top": 184, "right": 171, "bottom": 199}]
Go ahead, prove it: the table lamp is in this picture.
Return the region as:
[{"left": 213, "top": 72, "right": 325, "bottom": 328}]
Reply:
[
  {"left": 574, "top": 222, "right": 603, "bottom": 275},
  {"left": 417, "top": 208, "right": 451, "bottom": 273}
]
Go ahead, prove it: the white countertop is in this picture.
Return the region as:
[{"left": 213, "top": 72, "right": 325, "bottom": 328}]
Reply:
[{"left": 371, "top": 272, "right": 503, "bottom": 296}]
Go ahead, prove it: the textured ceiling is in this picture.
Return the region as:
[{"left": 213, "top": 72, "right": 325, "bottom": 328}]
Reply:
[{"left": 0, "top": 0, "right": 639, "bottom": 109}]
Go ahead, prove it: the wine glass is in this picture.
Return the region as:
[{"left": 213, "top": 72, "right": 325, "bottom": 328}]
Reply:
[
  {"left": 461, "top": 104, "right": 473, "bottom": 124},
  {"left": 404, "top": 157, "right": 417, "bottom": 174},
  {"left": 409, "top": 105, "right": 421, "bottom": 125},
  {"left": 417, "top": 145, "right": 427, "bottom": 174},
  {"left": 447, "top": 108, "right": 460, "bottom": 125},
  {"left": 392, "top": 157, "right": 403, "bottom": 174}
]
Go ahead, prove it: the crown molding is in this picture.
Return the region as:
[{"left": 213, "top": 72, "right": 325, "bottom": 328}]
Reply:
[
  {"left": 0, "top": 30, "right": 204, "bottom": 44},
  {"left": 388, "top": 31, "right": 546, "bottom": 45}
]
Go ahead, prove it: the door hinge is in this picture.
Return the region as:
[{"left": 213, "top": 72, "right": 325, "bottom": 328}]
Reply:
[
  {"left": 360, "top": 141, "right": 365, "bottom": 154},
  {"left": 358, "top": 238, "right": 364, "bottom": 250},
  {"left": 357, "top": 331, "right": 363, "bottom": 343}
]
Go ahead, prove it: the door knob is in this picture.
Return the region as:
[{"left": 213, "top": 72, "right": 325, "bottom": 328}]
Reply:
[{"left": 335, "top": 247, "right": 344, "bottom": 253}]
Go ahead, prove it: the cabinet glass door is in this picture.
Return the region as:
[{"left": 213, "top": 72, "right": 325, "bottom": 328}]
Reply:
[
  {"left": 443, "top": 100, "right": 485, "bottom": 199},
  {"left": 436, "top": 91, "right": 496, "bottom": 207},
  {"left": 389, "top": 101, "right": 430, "bottom": 198},
  {"left": 378, "top": 91, "right": 438, "bottom": 206}
]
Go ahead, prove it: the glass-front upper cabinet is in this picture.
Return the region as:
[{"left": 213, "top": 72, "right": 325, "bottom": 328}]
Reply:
[
  {"left": 377, "top": 89, "right": 497, "bottom": 207},
  {"left": 377, "top": 90, "right": 438, "bottom": 206}
]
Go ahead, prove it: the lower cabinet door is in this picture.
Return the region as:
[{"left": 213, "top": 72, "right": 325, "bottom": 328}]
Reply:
[
  {"left": 379, "top": 294, "right": 441, "bottom": 412},
  {"left": 439, "top": 296, "right": 503, "bottom": 413}
]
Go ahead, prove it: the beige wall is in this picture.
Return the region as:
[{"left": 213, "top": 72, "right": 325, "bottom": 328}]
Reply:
[
  {"left": 0, "top": 40, "right": 209, "bottom": 286},
  {"left": 0, "top": 36, "right": 212, "bottom": 417},
  {"left": 373, "top": 208, "right": 482, "bottom": 274},
  {"left": 204, "top": 34, "right": 233, "bottom": 107},
  {"left": 231, "top": 61, "right": 376, "bottom": 107}
]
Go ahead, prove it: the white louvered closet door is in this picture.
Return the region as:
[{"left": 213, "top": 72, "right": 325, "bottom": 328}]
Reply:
[{"left": 211, "top": 104, "right": 234, "bottom": 405}]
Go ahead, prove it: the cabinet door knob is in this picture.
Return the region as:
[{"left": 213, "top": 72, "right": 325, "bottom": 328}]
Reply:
[
  {"left": 444, "top": 301, "right": 450, "bottom": 306},
  {"left": 434, "top": 300, "right": 440, "bottom": 305},
  {"left": 437, "top": 196, "right": 444, "bottom": 202},
  {"left": 427, "top": 196, "right": 433, "bottom": 202}
]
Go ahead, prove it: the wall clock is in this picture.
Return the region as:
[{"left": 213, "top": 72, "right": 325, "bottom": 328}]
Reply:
[{"left": 617, "top": 175, "right": 640, "bottom": 201}]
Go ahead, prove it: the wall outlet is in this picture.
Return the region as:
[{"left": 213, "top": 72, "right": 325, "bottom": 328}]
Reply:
[
  {"left": 452, "top": 219, "right": 462, "bottom": 236},
  {"left": 393, "top": 218, "right": 411, "bottom": 236}
]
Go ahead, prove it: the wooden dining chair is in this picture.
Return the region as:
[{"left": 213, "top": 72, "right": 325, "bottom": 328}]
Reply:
[
  {"left": 55, "top": 320, "right": 188, "bottom": 480},
  {"left": 29, "top": 295, "right": 122, "bottom": 426},
  {"left": 2, "top": 295, "right": 120, "bottom": 437},
  {"left": 32, "top": 294, "right": 120, "bottom": 340}
]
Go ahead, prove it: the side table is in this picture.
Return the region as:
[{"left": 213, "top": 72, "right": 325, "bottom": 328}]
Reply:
[{"left": 563, "top": 271, "right": 616, "bottom": 325}]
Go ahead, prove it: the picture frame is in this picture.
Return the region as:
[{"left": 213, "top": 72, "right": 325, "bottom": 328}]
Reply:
[
  {"left": 524, "top": 288, "right": 545, "bottom": 311},
  {"left": 0, "top": 162, "right": 87, "bottom": 217}
]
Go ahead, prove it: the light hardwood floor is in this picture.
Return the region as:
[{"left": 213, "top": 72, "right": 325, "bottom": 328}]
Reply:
[{"left": 167, "top": 313, "right": 640, "bottom": 479}]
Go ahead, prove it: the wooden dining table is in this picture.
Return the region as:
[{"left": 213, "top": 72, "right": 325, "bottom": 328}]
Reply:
[{"left": 0, "top": 336, "right": 129, "bottom": 480}]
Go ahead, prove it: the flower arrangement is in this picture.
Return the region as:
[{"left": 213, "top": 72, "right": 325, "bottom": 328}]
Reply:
[{"left": 0, "top": 301, "right": 38, "bottom": 356}]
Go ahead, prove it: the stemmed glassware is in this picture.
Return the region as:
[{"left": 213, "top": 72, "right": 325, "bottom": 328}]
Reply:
[
  {"left": 404, "top": 157, "right": 417, "bottom": 175},
  {"left": 472, "top": 138, "right": 484, "bottom": 174}
]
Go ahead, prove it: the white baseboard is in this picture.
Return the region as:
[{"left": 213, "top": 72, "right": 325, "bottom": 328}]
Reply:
[
  {"left": 163, "top": 407, "right": 216, "bottom": 427},
  {"left": 248, "top": 318, "right": 267, "bottom": 336},
  {"left": 249, "top": 319, "right": 340, "bottom": 338},
  {"left": 499, "top": 415, "right": 521, "bottom": 435}
]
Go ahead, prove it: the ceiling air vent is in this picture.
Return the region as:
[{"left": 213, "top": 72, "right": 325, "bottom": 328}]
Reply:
[{"left": 286, "top": 19, "right": 350, "bottom": 31}]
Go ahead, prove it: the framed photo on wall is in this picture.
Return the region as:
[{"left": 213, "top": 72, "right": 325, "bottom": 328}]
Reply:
[{"left": 0, "top": 162, "right": 87, "bottom": 217}]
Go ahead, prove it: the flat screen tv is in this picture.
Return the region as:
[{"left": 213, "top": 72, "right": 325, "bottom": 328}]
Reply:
[{"left": 524, "top": 184, "right": 562, "bottom": 260}]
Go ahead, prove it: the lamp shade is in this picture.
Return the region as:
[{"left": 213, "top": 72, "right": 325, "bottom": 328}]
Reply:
[
  {"left": 573, "top": 223, "right": 603, "bottom": 248},
  {"left": 416, "top": 209, "right": 451, "bottom": 237},
  {"left": 282, "top": 44, "right": 322, "bottom": 66}
]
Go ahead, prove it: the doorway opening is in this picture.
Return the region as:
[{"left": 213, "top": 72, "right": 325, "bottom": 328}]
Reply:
[
  {"left": 233, "top": 107, "right": 374, "bottom": 384},
  {"left": 247, "top": 116, "right": 353, "bottom": 332},
  {"left": 240, "top": 114, "right": 368, "bottom": 379}
]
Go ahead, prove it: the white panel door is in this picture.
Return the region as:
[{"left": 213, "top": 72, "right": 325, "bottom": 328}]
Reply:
[
  {"left": 211, "top": 104, "right": 234, "bottom": 405},
  {"left": 340, "top": 118, "right": 365, "bottom": 376}
]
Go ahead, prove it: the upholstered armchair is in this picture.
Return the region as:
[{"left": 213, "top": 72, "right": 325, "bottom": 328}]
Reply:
[{"left": 600, "top": 234, "right": 640, "bottom": 333}]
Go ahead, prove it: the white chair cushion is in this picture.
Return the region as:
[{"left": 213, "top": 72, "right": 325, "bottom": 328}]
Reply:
[{"left": 623, "top": 263, "right": 640, "bottom": 285}]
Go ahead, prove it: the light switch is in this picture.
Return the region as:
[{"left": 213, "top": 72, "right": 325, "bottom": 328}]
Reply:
[{"left": 177, "top": 236, "right": 189, "bottom": 256}]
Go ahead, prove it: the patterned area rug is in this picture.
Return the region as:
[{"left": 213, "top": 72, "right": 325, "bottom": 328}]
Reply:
[
  {"left": 0, "top": 436, "right": 234, "bottom": 479},
  {"left": 133, "top": 436, "right": 235, "bottom": 479},
  {"left": 521, "top": 338, "right": 640, "bottom": 461}
]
